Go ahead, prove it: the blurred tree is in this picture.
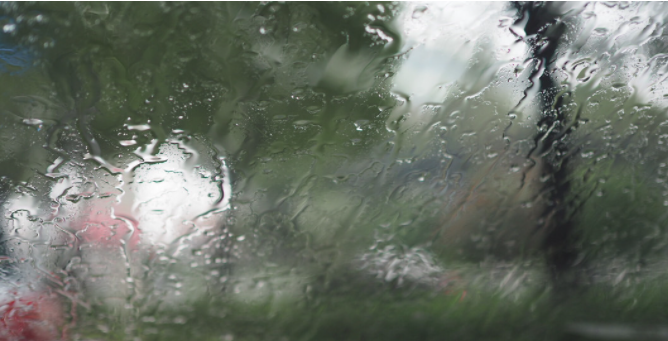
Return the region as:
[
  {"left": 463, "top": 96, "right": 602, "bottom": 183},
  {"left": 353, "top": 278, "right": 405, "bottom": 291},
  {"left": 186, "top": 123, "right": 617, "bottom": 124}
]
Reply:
[{"left": 513, "top": 1, "right": 579, "bottom": 290}]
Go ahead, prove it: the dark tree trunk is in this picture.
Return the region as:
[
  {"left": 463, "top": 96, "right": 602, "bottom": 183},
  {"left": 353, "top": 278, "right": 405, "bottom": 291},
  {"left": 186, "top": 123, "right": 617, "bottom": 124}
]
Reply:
[{"left": 513, "top": 2, "right": 581, "bottom": 290}]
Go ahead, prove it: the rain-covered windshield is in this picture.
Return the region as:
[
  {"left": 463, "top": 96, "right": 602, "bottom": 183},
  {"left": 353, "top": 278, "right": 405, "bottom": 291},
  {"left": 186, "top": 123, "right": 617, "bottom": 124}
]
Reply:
[{"left": 0, "top": 2, "right": 667, "bottom": 340}]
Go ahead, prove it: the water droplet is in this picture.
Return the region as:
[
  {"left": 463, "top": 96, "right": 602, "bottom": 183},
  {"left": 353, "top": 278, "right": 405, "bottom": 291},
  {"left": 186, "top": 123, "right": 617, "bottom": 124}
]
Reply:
[
  {"left": 126, "top": 124, "right": 151, "bottom": 131},
  {"left": 354, "top": 120, "right": 370, "bottom": 131},
  {"left": 22, "top": 118, "right": 43, "bottom": 126},
  {"left": 593, "top": 27, "right": 608, "bottom": 35},
  {"left": 119, "top": 140, "right": 137, "bottom": 146},
  {"left": 412, "top": 6, "right": 427, "bottom": 19}
]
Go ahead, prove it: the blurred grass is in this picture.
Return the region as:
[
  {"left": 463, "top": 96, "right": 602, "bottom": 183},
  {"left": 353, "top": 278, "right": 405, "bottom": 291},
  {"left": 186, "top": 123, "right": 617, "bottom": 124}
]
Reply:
[{"left": 68, "top": 270, "right": 668, "bottom": 341}]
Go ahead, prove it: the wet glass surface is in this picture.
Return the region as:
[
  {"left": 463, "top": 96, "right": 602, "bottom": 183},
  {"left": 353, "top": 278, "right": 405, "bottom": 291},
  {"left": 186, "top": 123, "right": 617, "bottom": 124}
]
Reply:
[{"left": 1, "top": 2, "right": 668, "bottom": 340}]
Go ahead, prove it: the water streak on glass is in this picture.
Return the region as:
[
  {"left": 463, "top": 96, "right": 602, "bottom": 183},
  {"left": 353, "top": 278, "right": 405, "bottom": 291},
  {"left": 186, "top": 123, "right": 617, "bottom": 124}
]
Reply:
[{"left": 0, "top": 2, "right": 667, "bottom": 340}]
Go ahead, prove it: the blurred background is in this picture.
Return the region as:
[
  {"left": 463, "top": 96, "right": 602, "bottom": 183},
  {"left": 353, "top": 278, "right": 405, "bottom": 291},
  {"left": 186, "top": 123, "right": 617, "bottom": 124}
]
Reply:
[{"left": 0, "top": 2, "right": 668, "bottom": 340}]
